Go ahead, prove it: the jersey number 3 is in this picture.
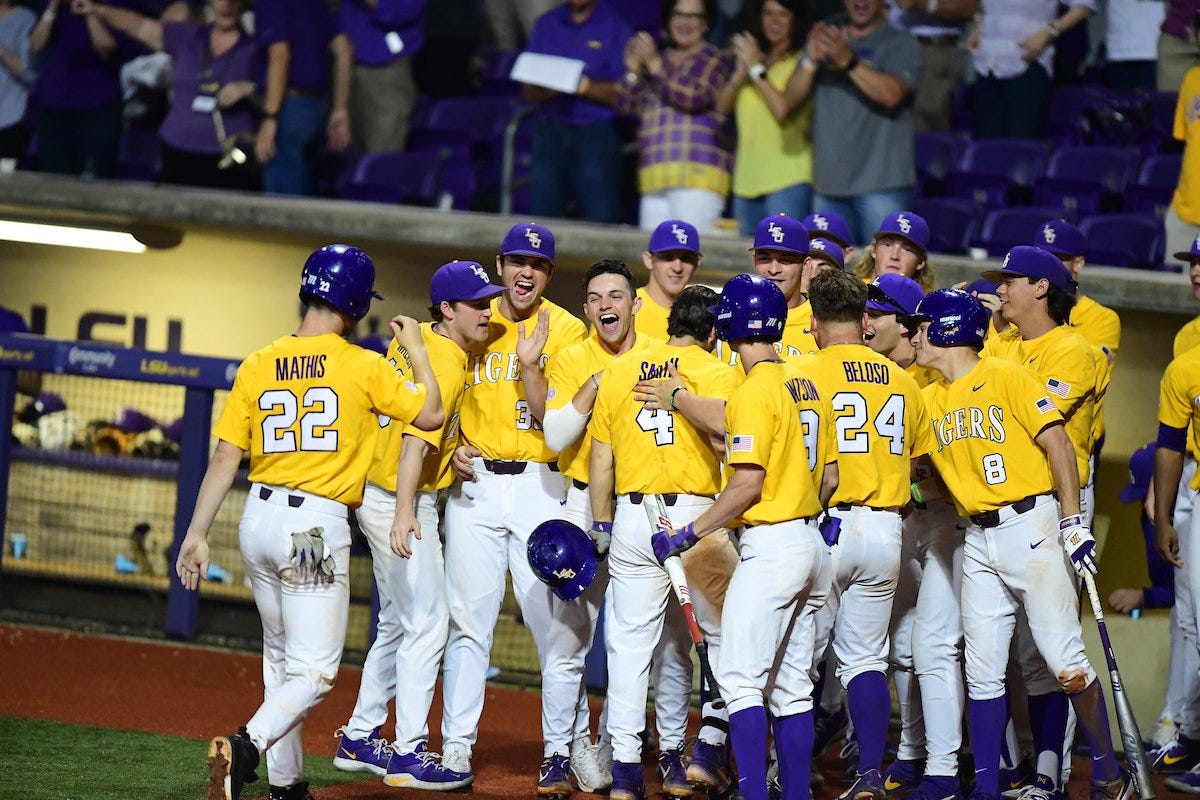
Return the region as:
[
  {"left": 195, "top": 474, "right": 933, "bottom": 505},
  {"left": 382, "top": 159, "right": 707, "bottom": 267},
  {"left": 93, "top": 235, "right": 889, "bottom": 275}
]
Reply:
[{"left": 260, "top": 388, "right": 340, "bottom": 453}]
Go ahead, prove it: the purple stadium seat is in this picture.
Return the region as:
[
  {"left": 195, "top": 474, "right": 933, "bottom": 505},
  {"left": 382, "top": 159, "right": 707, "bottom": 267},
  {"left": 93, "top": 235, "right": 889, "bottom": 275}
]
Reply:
[
  {"left": 406, "top": 127, "right": 473, "bottom": 162},
  {"left": 314, "top": 147, "right": 360, "bottom": 198},
  {"left": 914, "top": 131, "right": 969, "bottom": 197},
  {"left": 1044, "top": 85, "right": 1111, "bottom": 145},
  {"left": 910, "top": 197, "right": 982, "bottom": 255},
  {"left": 426, "top": 96, "right": 518, "bottom": 143},
  {"left": 945, "top": 139, "right": 1051, "bottom": 207},
  {"left": 973, "top": 206, "right": 1067, "bottom": 257},
  {"left": 1125, "top": 153, "right": 1182, "bottom": 216},
  {"left": 1032, "top": 145, "right": 1139, "bottom": 216},
  {"left": 341, "top": 151, "right": 442, "bottom": 205},
  {"left": 437, "top": 160, "right": 477, "bottom": 211},
  {"left": 1077, "top": 212, "right": 1164, "bottom": 269}
]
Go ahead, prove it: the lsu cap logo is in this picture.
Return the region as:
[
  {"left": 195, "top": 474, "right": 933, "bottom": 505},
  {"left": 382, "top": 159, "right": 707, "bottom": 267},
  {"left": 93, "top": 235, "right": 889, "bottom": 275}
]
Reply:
[
  {"left": 1041, "top": 224, "right": 1056, "bottom": 244},
  {"left": 768, "top": 222, "right": 785, "bottom": 243},
  {"left": 811, "top": 214, "right": 828, "bottom": 230},
  {"left": 525, "top": 227, "right": 542, "bottom": 249},
  {"left": 672, "top": 224, "right": 688, "bottom": 245}
]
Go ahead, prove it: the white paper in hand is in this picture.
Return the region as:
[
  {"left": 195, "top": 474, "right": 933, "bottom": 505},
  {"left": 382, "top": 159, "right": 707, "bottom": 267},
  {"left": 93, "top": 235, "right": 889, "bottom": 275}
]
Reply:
[{"left": 510, "top": 51, "right": 586, "bottom": 94}]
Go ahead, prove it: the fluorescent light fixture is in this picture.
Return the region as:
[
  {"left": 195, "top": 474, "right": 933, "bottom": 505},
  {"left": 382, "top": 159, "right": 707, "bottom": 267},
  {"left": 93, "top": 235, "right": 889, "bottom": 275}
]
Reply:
[{"left": 0, "top": 220, "right": 147, "bottom": 253}]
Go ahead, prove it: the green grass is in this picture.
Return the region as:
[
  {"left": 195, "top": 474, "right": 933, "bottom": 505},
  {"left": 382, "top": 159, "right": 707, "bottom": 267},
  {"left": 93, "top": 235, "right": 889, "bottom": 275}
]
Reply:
[{"left": 0, "top": 716, "right": 356, "bottom": 800}]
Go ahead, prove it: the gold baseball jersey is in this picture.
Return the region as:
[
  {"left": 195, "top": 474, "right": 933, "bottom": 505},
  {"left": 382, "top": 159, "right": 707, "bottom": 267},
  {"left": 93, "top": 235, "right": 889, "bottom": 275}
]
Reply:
[
  {"left": 921, "top": 357, "right": 1064, "bottom": 516},
  {"left": 1089, "top": 342, "right": 1113, "bottom": 448},
  {"left": 1176, "top": 315, "right": 1200, "bottom": 357},
  {"left": 214, "top": 333, "right": 428, "bottom": 507},
  {"left": 1070, "top": 295, "right": 1120, "bottom": 360},
  {"left": 725, "top": 360, "right": 826, "bottom": 526},
  {"left": 367, "top": 323, "right": 468, "bottom": 494},
  {"left": 634, "top": 286, "right": 671, "bottom": 340},
  {"left": 784, "top": 354, "right": 836, "bottom": 496},
  {"left": 592, "top": 342, "right": 740, "bottom": 495},
  {"left": 546, "top": 332, "right": 661, "bottom": 481},
  {"left": 906, "top": 362, "right": 937, "bottom": 389},
  {"left": 1159, "top": 346, "right": 1200, "bottom": 490},
  {"left": 715, "top": 302, "right": 816, "bottom": 366},
  {"left": 802, "top": 343, "right": 934, "bottom": 507},
  {"left": 981, "top": 320, "right": 1022, "bottom": 360},
  {"left": 459, "top": 298, "right": 586, "bottom": 462}
]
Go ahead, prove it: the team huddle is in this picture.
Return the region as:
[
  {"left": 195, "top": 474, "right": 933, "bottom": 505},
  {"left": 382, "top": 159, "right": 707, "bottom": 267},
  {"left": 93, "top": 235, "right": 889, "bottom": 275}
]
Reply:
[{"left": 175, "top": 210, "right": 1140, "bottom": 800}]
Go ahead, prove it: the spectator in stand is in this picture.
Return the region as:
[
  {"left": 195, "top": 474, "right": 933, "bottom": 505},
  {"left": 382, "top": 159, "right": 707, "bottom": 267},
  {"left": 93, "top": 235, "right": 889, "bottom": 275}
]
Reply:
[
  {"left": 616, "top": 0, "right": 733, "bottom": 234},
  {"left": 1106, "top": 0, "right": 1166, "bottom": 93},
  {"left": 521, "top": 0, "right": 631, "bottom": 224},
  {"left": 852, "top": 210, "right": 936, "bottom": 291},
  {"left": 968, "top": 0, "right": 1094, "bottom": 140},
  {"left": 1168, "top": 15, "right": 1200, "bottom": 265},
  {"left": 72, "top": 0, "right": 263, "bottom": 191},
  {"left": 0, "top": 0, "right": 35, "bottom": 164},
  {"left": 254, "top": 0, "right": 353, "bottom": 196},
  {"left": 30, "top": 0, "right": 135, "bottom": 178},
  {"left": 1159, "top": 0, "right": 1200, "bottom": 92},
  {"left": 809, "top": 0, "right": 921, "bottom": 245},
  {"left": 337, "top": 0, "right": 425, "bottom": 155},
  {"left": 483, "top": 0, "right": 558, "bottom": 50},
  {"left": 887, "top": 0, "right": 978, "bottom": 132},
  {"left": 716, "top": 0, "right": 815, "bottom": 236}
]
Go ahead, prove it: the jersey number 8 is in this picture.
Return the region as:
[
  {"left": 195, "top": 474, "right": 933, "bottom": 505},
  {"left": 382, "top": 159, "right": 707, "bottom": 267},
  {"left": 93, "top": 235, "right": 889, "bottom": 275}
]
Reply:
[{"left": 260, "top": 388, "right": 340, "bottom": 453}]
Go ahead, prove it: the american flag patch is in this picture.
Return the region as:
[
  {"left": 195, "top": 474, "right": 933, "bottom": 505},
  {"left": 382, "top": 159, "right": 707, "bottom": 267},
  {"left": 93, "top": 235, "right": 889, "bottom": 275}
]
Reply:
[
  {"left": 1036, "top": 397, "right": 1055, "bottom": 414},
  {"left": 731, "top": 434, "right": 754, "bottom": 453},
  {"left": 748, "top": 319, "right": 763, "bottom": 329},
  {"left": 1046, "top": 378, "right": 1070, "bottom": 398}
]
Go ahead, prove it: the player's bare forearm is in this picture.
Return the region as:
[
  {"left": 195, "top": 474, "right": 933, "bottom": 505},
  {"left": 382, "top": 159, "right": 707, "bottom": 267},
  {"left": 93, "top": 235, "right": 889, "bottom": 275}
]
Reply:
[
  {"left": 819, "top": 460, "right": 839, "bottom": 506},
  {"left": 391, "top": 435, "right": 428, "bottom": 557},
  {"left": 691, "top": 465, "right": 764, "bottom": 538},
  {"left": 1153, "top": 447, "right": 1185, "bottom": 531},
  {"left": 570, "top": 373, "right": 600, "bottom": 414},
  {"left": 185, "top": 440, "right": 243, "bottom": 542},
  {"left": 588, "top": 438, "right": 616, "bottom": 523},
  {"left": 1038, "top": 424, "right": 1081, "bottom": 517},
  {"left": 674, "top": 389, "right": 726, "bottom": 437}
]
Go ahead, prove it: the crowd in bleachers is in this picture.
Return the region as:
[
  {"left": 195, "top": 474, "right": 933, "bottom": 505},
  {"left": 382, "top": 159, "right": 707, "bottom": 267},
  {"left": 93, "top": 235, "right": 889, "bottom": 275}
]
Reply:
[{"left": 7, "top": 0, "right": 1200, "bottom": 269}]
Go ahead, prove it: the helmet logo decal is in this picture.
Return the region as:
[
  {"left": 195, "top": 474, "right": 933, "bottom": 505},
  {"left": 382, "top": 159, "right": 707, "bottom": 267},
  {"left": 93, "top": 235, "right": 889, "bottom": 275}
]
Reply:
[
  {"left": 524, "top": 227, "right": 542, "bottom": 249},
  {"left": 552, "top": 567, "right": 577, "bottom": 580},
  {"left": 672, "top": 224, "right": 689, "bottom": 245},
  {"left": 768, "top": 221, "right": 785, "bottom": 243}
]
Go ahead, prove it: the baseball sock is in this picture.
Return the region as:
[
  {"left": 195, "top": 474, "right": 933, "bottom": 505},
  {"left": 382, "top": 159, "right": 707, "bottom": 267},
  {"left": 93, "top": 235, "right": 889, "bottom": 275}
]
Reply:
[
  {"left": 773, "top": 711, "right": 815, "bottom": 800},
  {"left": 968, "top": 695, "right": 1009, "bottom": 798},
  {"left": 1027, "top": 691, "right": 1068, "bottom": 785},
  {"left": 848, "top": 670, "right": 889, "bottom": 773},
  {"left": 730, "top": 705, "right": 770, "bottom": 800},
  {"left": 1069, "top": 680, "right": 1122, "bottom": 783}
]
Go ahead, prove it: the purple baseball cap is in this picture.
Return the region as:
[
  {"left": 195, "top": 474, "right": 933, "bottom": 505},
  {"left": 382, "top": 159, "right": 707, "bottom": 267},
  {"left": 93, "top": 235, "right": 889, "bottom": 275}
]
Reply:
[
  {"left": 965, "top": 278, "right": 1000, "bottom": 297},
  {"left": 807, "top": 237, "right": 845, "bottom": 269},
  {"left": 648, "top": 219, "right": 701, "bottom": 255},
  {"left": 876, "top": 211, "right": 930, "bottom": 253},
  {"left": 983, "top": 245, "right": 1077, "bottom": 292},
  {"left": 431, "top": 260, "right": 505, "bottom": 306},
  {"left": 1035, "top": 219, "right": 1087, "bottom": 258},
  {"left": 751, "top": 214, "right": 809, "bottom": 254},
  {"left": 803, "top": 211, "right": 852, "bottom": 248},
  {"left": 867, "top": 274, "right": 925, "bottom": 316},
  {"left": 1174, "top": 233, "right": 1200, "bottom": 262},
  {"left": 501, "top": 222, "right": 555, "bottom": 264},
  {"left": 1119, "top": 443, "right": 1155, "bottom": 503}
]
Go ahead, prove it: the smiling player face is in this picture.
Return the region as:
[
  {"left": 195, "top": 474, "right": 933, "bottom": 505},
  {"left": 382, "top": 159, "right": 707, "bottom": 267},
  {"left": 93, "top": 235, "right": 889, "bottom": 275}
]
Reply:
[
  {"left": 443, "top": 297, "right": 495, "bottom": 346},
  {"left": 753, "top": 248, "right": 804, "bottom": 305},
  {"left": 584, "top": 272, "right": 640, "bottom": 350},
  {"left": 496, "top": 254, "right": 553, "bottom": 319},
  {"left": 645, "top": 248, "right": 700, "bottom": 300}
]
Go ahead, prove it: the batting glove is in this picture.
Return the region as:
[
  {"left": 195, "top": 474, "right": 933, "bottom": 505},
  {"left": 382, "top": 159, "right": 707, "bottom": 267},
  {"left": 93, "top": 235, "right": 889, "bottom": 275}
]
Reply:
[
  {"left": 1059, "top": 515, "right": 1097, "bottom": 576},
  {"left": 651, "top": 522, "right": 700, "bottom": 565},
  {"left": 588, "top": 521, "right": 612, "bottom": 560},
  {"left": 289, "top": 527, "right": 336, "bottom": 585}
]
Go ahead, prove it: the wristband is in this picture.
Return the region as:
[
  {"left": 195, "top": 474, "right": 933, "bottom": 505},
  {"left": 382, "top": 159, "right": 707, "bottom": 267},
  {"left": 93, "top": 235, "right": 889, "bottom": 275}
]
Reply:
[
  {"left": 592, "top": 521, "right": 613, "bottom": 534},
  {"left": 669, "top": 385, "right": 686, "bottom": 410},
  {"left": 910, "top": 482, "right": 924, "bottom": 505},
  {"left": 1046, "top": 22, "right": 1060, "bottom": 39},
  {"left": 801, "top": 56, "right": 817, "bottom": 73},
  {"left": 1059, "top": 514, "right": 1083, "bottom": 530},
  {"left": 591, "top": 373, "right": 600, "bottom": 390},
  {"left": 844, "top": 54, "right": 860, "bottom": 73},
  {"left": 749, "top": 63, "right": 767, "bottom": 82}
]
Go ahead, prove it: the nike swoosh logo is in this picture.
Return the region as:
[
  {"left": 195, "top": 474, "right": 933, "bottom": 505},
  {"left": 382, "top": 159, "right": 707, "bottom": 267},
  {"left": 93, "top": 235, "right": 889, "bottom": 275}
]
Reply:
[
  {"left": 340, "top": 749, "right": 358, "bottom": 760},
  {"left": 1030, "top": 538, "right": 1046, "bottom": 549},
  {"left": 1164, "top": 754, "right": 1189, "bottom": 765},
  {"left": 1010, "top": 780, "right": 1025, "bottom": 789},
  {"left": 740, "top": 556, "right": 756, "bottom": 562},
  {"left": 884, "top": 778, "right": 905, "bottom": 791},
  {"left": 973, "top": 383, "right": 985, "bottom": 392}
]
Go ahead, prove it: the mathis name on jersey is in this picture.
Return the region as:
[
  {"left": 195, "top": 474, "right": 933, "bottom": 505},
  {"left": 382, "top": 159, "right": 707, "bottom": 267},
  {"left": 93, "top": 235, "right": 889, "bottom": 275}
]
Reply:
[
  {"left": 932, "top": 405, "right": 1007, "bottom": 453},
  {"left": 275, "top": 354, "right": 327, "bottom": 381}
]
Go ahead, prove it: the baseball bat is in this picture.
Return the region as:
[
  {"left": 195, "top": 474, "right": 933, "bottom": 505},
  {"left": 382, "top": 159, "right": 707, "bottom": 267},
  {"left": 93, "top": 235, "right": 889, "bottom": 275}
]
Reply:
[
  {"left": 642, "top": 493, "right": 725, "bottom": 710},
  {"left": 1081, "top": 571, "right": 1155, "bottom": 798}
]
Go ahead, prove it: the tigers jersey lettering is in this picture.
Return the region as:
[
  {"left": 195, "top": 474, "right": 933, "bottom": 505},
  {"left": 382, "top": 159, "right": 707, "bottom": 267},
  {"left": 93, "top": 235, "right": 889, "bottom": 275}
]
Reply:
[
  {"left": 592, "top": 342, "right": 739, "bottom": 495},
  {"left": 1069, "top": 295, "right": 1121, "bottom": 360},
  {"left": 546, "top": 332, "right": 661, "bottom": 481},
  {"left": 1159, "top": 347, "right": 1200, "bottom": 490},
  {"left": 1176, "top": 315, "right": 1200, "bottom": 357},
  {"left": 724, "top": 360, "right": 824, "bottom": 526},
  {"left": 715, "top": 303, "right": 817, "bottom": 366},
  {"left": 367, "top": 323, "right": 468, "bottom": 493},
  {"left": 214, "top": 333, "right": 427, "bottom": 507},
  {"left": 459, "top": 298, "right": 586, "bottom": 461},
  {"left": 920, "top": 357, "right": 1062, "bottom": 516},
  {"left": 634, "top": 287, "right": 671, "bottom": 340},
  {"left": 805, "top": 343, "right": 934, "bottom": 507}
]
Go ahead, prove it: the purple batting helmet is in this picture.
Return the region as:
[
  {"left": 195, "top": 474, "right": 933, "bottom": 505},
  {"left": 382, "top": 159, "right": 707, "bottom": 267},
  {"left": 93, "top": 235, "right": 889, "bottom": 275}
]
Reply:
[
  {"left": 300, "top": 244, "right": 383, "bottom": 321},
  {"left": 528, "top": 519, "right": 598, "bottom": 602},
  {"left": 712, "top": 273, "right": 788, "bottom": 343}
]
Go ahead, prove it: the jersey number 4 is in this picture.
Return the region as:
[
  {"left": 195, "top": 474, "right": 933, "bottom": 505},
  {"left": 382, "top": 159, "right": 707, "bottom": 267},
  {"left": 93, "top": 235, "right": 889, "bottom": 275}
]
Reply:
[
  {"left": 260, "top": 388, "right": 340, "bottom": 453},
  {"left": 832, "top": 392, "right": 905, "bottom": 456},
  {"left": 636, "top": 406, "right": 674, "bottom": 445}
]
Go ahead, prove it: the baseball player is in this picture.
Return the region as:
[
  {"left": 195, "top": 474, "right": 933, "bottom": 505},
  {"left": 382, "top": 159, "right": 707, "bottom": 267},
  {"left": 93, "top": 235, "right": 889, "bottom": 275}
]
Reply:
[
  {"left": 649, "top": 273, "right": 836, "bottom": 800},
  {"left": 174, "top": 244, "right": 444, "bottom": 800},
  {"left": 798, "top": 269, "right": 933, "bottom": 800},
  {"left": 332, "top": 260, "right": 504, "bottom": 790},
  {"left": 804, "top": 209, "right": 857, "bottom": 264},
  {"left": 903, "top": 288, "right": 1134, "bottom": 800},
  {"left": 636, "top": 219, "right": 702, "bottom": 341},
  {"left": 853, "top": 211, "right": 935, "bottom": 291},
  {"left": 1174, "top": 235, "right": 1200, "bottom": 357},
  {"left": 440, "top": 223, "right": 595, "bottom": 798}
]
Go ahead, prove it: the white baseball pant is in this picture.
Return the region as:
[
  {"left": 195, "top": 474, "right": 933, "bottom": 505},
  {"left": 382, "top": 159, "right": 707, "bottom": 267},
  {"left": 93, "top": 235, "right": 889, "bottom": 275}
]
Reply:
[{"left": 1169, "top": 457, "right": 1200, "bottom": 738}]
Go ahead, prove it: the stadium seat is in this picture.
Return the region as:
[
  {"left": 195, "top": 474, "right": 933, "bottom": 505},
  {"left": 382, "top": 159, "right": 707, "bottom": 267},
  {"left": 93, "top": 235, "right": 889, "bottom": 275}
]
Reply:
[
  {"left": 425, "top": 96, "right": 519, "bottom": 144},
  {"left": 341, "top": 151, "right": 442, "bottom": 205},
  {"left": 914, "top": 131, "right": 970, "bottom": 197},
  {"left": 910, "top": 197, "right": 982, "bottom": 255},
  {"left": 1032, "top": 145, "right": 1140, "bottom": 216},
  {"left": 406, "top": 127, "right": 473, "bottom": 162},
  {"left": 945, "top": 139, "right": 1051, "bottom": 207},
  {"left": 1044, "top": 84, "right": 1111, "bottom": 145},
  {"left": 1077, "top": 212, "right": 1165, "bottom": 269},
  {"left": 973, "top": 206, "right": 1067, "bottom": 257},
  {"left": 437, "top": 160, "right": 478, "bottom": 211},
  {"left": 1125, "top": 153, "right": 1181, "bottom": 217}
]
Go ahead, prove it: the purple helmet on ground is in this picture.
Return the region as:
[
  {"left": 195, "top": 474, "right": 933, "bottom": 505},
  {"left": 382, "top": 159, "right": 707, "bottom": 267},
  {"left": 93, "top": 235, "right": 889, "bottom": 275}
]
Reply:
[
  {"left": 712, "top": 273, "right": 787, "bottom": 343},
  {"left": 527, "top": 519, "right": 598, "bottom": 602},
  {"left": 299, "top": 244, "right": 383, "bottom": 321}
]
